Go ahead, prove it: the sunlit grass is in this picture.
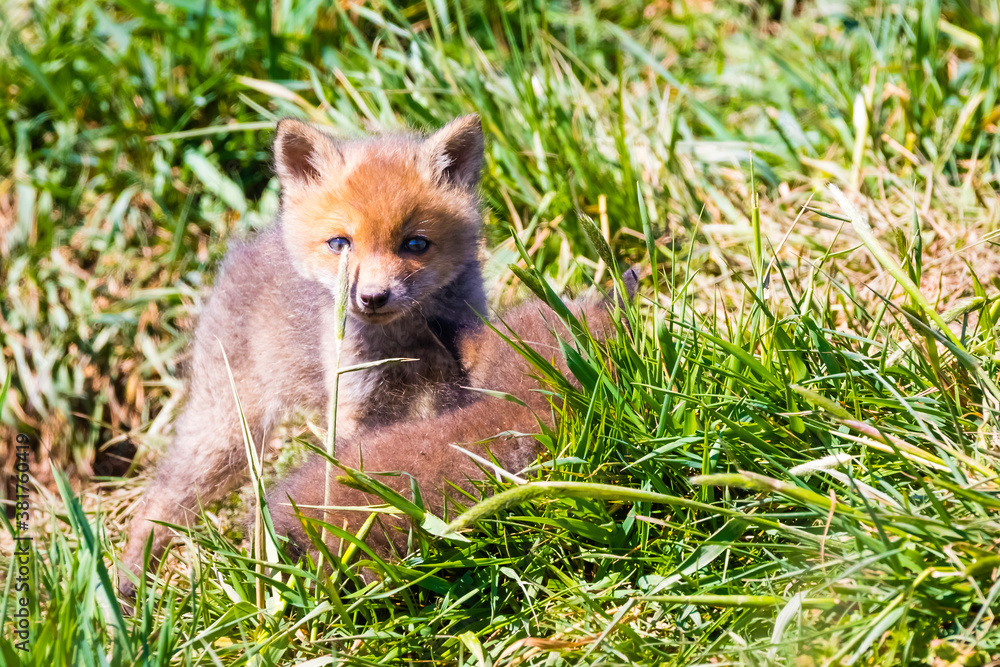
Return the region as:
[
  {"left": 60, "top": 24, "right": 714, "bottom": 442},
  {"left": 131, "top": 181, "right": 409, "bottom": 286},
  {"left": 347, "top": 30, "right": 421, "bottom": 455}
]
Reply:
[{"left": 2, "top": 0, "right": 999, "bottom": 664}]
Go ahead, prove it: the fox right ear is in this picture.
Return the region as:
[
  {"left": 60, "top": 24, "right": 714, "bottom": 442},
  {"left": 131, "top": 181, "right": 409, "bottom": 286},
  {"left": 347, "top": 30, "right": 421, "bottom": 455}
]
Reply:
[
  {"left": 273, "top": 119, "right": 343, "bottom": 189},
  {"left": 422, "top": 114, "right": 484, "bottom": 190}
]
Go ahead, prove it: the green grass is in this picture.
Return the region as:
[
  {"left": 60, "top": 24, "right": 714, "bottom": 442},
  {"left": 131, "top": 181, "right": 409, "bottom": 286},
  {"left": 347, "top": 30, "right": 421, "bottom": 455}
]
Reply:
[{"left": 2, "top": 0, "right": 1000, "bottom": 664}]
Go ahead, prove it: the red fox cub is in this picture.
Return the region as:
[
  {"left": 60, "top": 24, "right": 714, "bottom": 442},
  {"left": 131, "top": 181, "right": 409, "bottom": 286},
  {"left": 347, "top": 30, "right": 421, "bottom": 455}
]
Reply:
[
  {"left": 268, "top": 270, "right": 638, "bottom": 559},
  {"left": 119, "top": 115, "right": 488, "bottom": 598}
]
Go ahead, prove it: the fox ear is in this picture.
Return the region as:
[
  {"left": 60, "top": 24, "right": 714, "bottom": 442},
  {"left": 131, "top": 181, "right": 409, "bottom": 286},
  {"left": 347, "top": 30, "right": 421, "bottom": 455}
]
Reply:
[
  {"left": 273, "top": 119, "right": 343, "bottom": 189},
  {"left": 423, "top": 114, "right": 484, "bottom": 190}
]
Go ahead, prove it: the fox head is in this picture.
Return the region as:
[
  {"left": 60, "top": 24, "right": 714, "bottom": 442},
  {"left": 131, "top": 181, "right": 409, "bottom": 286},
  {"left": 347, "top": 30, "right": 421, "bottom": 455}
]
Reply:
[{"left": 273, "top": 115, "right": 484, "bottom": 324}]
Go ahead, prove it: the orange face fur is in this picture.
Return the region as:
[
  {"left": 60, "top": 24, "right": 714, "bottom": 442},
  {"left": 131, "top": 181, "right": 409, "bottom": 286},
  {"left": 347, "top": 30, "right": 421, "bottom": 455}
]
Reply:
[{"left": 274, "top": 116, "right": 484, "bottom": 322}]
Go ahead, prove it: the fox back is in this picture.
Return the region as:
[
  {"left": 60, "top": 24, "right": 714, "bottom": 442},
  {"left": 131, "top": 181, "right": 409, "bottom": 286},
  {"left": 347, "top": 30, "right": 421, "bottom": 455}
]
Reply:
[{"left": 267, "top": 284, "right": 637, "bottom": 560}]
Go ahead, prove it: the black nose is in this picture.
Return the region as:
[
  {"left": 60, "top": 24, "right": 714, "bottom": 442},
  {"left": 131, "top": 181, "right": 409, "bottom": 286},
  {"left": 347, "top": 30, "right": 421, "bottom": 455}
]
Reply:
[{"left": 359, "top": 289, "right": 390, "bottom": 310}]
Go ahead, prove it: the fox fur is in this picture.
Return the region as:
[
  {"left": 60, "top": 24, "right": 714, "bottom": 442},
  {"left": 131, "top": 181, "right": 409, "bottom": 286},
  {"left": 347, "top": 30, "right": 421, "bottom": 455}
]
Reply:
[
  {"left": 267, "top": 273, "right": 637, "bottom": 560},
  {"left": 119, "top": 115, "right": 489, "bottom": 598}
]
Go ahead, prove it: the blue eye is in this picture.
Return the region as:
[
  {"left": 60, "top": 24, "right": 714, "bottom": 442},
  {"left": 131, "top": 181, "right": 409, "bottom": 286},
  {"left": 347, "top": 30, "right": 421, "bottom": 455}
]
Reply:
[
  {"left": 327, "top": 237, "right": 350, "bottom": 253},
  {"left": 403, "top": 237, "right": 429, "bottom": 253}
]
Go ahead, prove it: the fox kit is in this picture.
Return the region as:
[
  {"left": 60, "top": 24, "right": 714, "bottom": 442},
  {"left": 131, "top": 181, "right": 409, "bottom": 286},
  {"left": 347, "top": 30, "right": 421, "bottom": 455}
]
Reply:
[
  {"left": 119, "top": 115, "right": 489, "bottom": 597},
  {"left": 268, "top": 270, "right": 638, "bottom": 559}
]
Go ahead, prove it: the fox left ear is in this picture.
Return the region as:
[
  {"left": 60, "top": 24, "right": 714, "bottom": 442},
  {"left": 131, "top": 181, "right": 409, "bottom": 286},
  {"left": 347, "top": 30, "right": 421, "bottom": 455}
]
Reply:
[
  {"left": 273, "top": 118, "right": 343, "bottom": 191},
  {"left": 423, "top": 114, "right": 484, "bottom": 190}
]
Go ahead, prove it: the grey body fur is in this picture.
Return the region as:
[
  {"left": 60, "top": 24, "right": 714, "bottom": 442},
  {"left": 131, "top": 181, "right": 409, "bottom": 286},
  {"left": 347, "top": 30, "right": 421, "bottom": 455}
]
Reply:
[{"left": 266, "top": 273, "right": 638, "bottom": 560}]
